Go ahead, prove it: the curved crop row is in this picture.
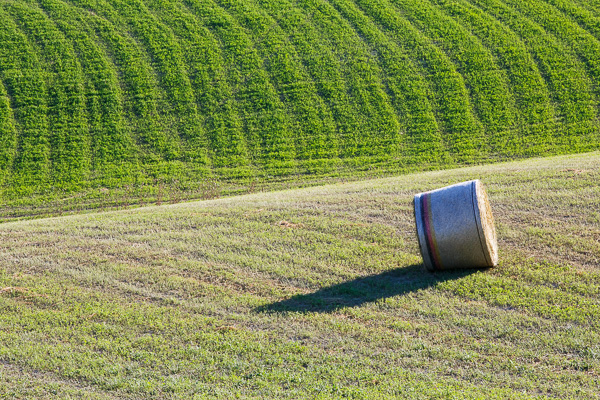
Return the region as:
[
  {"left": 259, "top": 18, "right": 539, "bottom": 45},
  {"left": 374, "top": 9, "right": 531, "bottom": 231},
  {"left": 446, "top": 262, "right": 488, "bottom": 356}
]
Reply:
[
  {"left": 0, "top": 8, "right": 51, "bottom": 189},
  {"left": 37, "top": 0, "right": 134, "bottom": 171},
  {"left": 429, "top": 0, "right": 557, "bottom": 156},
  {"left": 213, "top": 0, "right": 338, "bottom": 167},
  {"left": 0, "top": 0, "right": 598, "bottom": 197},
  {"left": 293, "top": 0, "right": 401, "bottom": 159},
  {"left": 503, "top": 0, "right": 600, "bottom": 105},
  {"left": 145, "top": 0, "right": 249, "bottom": 169},
  {"left": 0, "top": 80, "right": 17, "bottom": 185},
  {"left": 108, "top": 0, "right": 207, "bottom": 163},
  {"left": 70, "top": 0, "right": 179, "bottom": 165},
  {"left": 543, "top": 0, "right": 600, "bottom": 39},
  {"left": 390, "top": 0, "right": 517, "bottom": 151},
  {"left": 466, "top": 0, "right": 599, "bottom": 151},
  {"left": 5, "top": 1, "right": 90, "bottom": 186},
  {"left": 184, "top": 0, "right": 296, "bottom": 172},
  {"left": 256, "top": 0, "right": 361, "bottom": 164},
  {"left": 572, "top": 0, "right": 600, "bottom": 14},
  {"left": 325, "top": 0, "right": 445, "bottom": 164},
  {"left": 353, "top": 0, "right": 484, "bottom": 162}
]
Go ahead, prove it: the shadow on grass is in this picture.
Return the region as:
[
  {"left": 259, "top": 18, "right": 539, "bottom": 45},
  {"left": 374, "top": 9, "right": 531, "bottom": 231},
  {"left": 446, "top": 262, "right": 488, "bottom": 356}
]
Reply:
[{"left": 257, "top": 264, "right": 479, "bottom": 313}]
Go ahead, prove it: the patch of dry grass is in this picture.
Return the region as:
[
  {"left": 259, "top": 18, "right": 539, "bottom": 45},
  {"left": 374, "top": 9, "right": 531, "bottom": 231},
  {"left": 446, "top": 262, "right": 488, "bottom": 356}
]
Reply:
[{"left": 0, "top": 152, "right": 599, "bottom": 398}]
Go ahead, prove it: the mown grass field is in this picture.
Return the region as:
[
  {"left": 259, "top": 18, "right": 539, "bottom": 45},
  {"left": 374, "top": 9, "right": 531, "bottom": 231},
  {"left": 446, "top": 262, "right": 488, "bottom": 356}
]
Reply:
[{"left": 0, "top": 152, "right": 598, "bottom": 399}]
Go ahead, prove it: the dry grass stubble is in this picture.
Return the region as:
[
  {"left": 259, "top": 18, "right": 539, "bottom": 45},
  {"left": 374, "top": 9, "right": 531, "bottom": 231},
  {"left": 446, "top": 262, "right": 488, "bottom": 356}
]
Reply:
[{"left": 0, "top": 152, "right": 599, "bottom": 398}]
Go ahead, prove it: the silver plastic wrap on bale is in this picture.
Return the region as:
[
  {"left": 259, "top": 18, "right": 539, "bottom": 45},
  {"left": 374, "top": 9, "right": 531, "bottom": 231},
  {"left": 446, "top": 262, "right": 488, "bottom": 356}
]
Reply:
[{"left": 414, "top": 180, "right": 498, "bottom": 271}]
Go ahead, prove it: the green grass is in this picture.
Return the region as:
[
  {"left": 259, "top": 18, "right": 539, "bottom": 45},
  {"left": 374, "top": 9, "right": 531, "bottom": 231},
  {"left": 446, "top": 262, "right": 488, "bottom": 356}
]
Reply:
[
  {"left": 1, "top": 0, "right": 600, "bottom": 198},
  {"left": 0, "top": 152, "right": 598, "bottom": 398}
]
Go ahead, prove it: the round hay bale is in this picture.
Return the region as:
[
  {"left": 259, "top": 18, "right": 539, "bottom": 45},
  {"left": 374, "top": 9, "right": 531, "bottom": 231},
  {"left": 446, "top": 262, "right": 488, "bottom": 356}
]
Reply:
[{"left": 414, "top": 180, "right": 498, "bottom": 271}]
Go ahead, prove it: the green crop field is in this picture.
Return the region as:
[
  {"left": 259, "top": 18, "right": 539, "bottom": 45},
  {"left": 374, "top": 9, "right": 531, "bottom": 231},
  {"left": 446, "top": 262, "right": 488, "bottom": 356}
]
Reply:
[
  {"left": 1, "top": 0, "right": 600, "bottom": 206},
  {"left": 0, "top": 152, "right": 599, "bottom": 398}
]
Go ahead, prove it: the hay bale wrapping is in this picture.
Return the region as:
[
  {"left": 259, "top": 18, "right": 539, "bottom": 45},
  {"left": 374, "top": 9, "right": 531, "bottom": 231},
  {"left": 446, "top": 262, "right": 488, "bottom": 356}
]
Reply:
[{"left": 414, "top": 180, "right": 498, "bottom": 271}]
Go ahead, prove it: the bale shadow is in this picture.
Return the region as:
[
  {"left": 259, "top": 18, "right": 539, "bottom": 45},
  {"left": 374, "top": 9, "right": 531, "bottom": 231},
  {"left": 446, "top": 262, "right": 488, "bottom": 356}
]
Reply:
[{"left": 257, "top": 264, "right": 479, "bottom": 313}]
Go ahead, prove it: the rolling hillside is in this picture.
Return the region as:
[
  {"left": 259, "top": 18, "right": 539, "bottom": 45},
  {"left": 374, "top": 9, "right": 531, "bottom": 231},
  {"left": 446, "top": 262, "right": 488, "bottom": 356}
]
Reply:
[
  {"left": 1, "top": 0, "right": 600, "bottom": 197},
  {"left": 0, "top": 152, "right": 598, "bottom": 398}
]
